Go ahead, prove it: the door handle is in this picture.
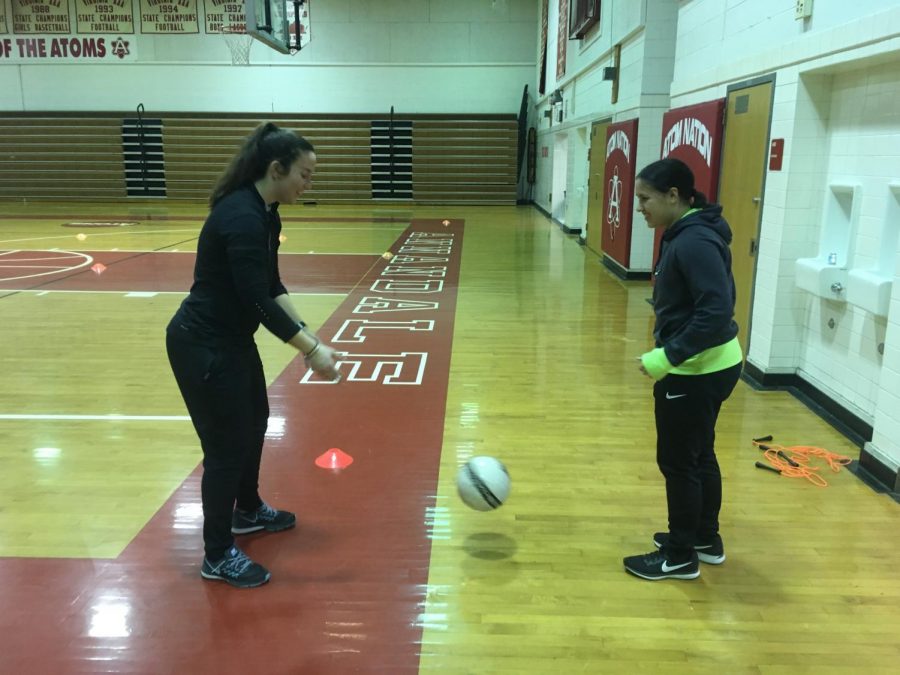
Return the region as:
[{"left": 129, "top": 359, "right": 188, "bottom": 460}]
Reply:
[
  {"left": 749, "top": 238, "right": 757, "bottom": 256},
  {"left": 751, "top": 197, "right": 761, "bottom": 203}
]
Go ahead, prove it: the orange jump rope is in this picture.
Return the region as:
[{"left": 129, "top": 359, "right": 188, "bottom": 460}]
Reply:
[{"left": 752, "top": 435, "right": 852, "bottom": 487}]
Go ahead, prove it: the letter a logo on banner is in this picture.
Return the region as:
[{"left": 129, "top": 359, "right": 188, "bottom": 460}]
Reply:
[{"left": 607, "top": 165, "right": 622, "bottom": 240}]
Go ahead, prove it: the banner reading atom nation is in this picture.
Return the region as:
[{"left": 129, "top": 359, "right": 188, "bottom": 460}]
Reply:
[
  {"left": 601, "top": 118, "right": 638, "bottom": 270},
  {"left": 652, "top": 99, "right": 726, "bottom": 271}
]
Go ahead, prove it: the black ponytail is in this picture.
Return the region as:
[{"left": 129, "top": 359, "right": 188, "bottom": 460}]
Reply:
[
  {"left": 209, "top": 122, "right": 315, "bottom": 208},
  {"left": 690, "top": 187, "right": 710, "bottom": 209},
  {"left": 638, "top": 158, "right": 709, "bottom": 208}
]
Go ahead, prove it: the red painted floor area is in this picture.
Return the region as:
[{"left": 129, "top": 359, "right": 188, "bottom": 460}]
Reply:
[
  {"left": 0, "top": 220, "right": 463, "bottom": 674},
  {"left": 1, "top": 214, "right": 407, "bottom": 223},
  {"left": 0, "top": 250, "right": 377, "bottom": 294}
]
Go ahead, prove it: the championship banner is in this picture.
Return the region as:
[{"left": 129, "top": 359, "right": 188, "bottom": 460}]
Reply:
[
  {"left": 652, "top": 99, "right": 726, "bottom": 266},
  {"left": 0, "top": 34, "right": 136, "bottom": 59},
  {"left": 555, "top": 0, "right": 567, "bottom": 79},
  {"left": 139, "top": 0, "right": 199, "bottom": 33},
  {"left": 76, "top": 0, "right": 134, "bottom": 34},
  {"left": 12, "top": 0, "right": 71, "bottom": 34},
  {"left": 1, "top": 4, "right": 8, "bottom": 33},
  {"left": 601, "top": 118, "right": 638, "bottom": 269},
  {"left": 203, "top": 0, "right": 243, "bottom": 33}
]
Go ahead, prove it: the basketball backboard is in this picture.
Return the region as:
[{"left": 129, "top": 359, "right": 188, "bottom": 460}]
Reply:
[{"left": 245, "top": 0, "right": 311, "bottom": 55}]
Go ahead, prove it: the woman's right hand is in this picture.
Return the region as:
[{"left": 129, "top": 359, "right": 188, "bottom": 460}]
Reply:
[{"left": 306, "top": 342, "right": 341, "bottom": 381}]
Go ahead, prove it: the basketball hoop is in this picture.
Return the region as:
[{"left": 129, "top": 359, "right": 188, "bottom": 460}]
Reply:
[{"left": 222, "top": 25, "right": 253, "bottom": 65}]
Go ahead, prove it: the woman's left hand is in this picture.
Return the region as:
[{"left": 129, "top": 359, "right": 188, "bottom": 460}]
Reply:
[
  {"left": 636, "top": 357, "right": 652, "bottom": 379},
  {"left": 307, "top": 343, "right": 342, "bottom": 382}
]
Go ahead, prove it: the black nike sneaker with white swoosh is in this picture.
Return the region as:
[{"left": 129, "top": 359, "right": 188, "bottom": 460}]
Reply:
[
  {"left": 653, "top": 532, "right": 725, "bottom": 564},
  {"left": 232, "top": 501, "right": 296, "bottom": 534},
  {"left": 623, "top": 550, "right": 700, "bottom": 580}
]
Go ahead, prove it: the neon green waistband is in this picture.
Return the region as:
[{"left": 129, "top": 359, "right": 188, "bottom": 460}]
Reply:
[{"left": 670, "top": 336, "right": 743, "bottom": 375}]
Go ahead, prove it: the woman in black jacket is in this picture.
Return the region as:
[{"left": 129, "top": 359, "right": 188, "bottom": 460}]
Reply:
[
  {"left": 166, "top": 123, "right": 340, "bottom": 588},
  {"left": 624, "top": 158, "right": 743, "bottom": 581}
]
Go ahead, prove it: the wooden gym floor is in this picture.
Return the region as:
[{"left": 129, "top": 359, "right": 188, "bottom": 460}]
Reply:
[{"left": 0, "top": 201, "right": 897, "bottom": 674}]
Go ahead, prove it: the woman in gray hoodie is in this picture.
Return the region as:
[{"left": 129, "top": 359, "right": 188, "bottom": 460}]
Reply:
[{"left": 623, "top": 158, "right": 743, "bottom": 581}]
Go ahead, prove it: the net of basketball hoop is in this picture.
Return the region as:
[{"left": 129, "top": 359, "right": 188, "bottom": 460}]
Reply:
[{"left": 222, "top": 25, "right": 254, "bottom": 65}]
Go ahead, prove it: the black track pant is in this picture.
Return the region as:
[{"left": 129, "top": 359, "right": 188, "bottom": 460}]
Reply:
[
  {"left": 166, "top": 331, "right": 267, "bottom": 561},
  {"left": 654, "top": 363, "right": 742, "bottom": 562}
]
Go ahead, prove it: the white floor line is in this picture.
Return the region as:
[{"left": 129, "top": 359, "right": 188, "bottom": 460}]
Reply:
[
  {"left": 0, "top": 288, "right": 185, "bottom": 295},
  {"left": 0, "top": 264, "right": 70, "bottom": 269},
  {"left": 0, "top": 250, "right": 93, "bottom": 282},
  {"left": 0, "top": 413, "right": 191, "bottom": 421},
  {"left": 4, "top": 248, "right": 384, "bottom": 255},
  {"left": 0, "top": 229, "right": 200, "bottom": 245},
  {"left": 0, "top": 225, "right": 403, "bottom": 247},
  {"left": 4, "top": 254, "right": 95, "bottom": 261},
  {"left": 0, "top": 288, "right": 345, "bottom": 296}
]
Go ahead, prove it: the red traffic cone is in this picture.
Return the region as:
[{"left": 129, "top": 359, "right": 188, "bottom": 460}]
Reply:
[{"left": 315, "top": 448, "right": 353, "bottom": 470}]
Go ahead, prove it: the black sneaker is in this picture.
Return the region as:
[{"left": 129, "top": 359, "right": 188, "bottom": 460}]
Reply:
[
  {"left": 201, "top": 545, "right": 271, "bottom": 588},
  {"left": 623, "top": 550, "right": 700, "bottom": 580},
  {"left": 232, "top": 501, "right": 296, "bottom": 535},
  {"left": 653, "top": 532, "right": 725, "bottom": 564}
]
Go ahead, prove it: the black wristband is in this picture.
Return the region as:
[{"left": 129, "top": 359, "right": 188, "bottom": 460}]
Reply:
[{"left": 304, "top": 339, "right": 321, "bottom": 358}]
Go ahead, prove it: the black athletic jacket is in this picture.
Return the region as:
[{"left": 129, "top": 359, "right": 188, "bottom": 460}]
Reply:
[
  {"left": 168, "top": 186, "right": 300, "bottom": 345},
  {"left": 652, "top": 205, "right": 739, "bottom": 367}
]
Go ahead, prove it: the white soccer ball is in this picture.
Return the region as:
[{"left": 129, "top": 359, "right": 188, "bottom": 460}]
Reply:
[{"left": 456, "top": 456, "right": 511, "bottom": 511}]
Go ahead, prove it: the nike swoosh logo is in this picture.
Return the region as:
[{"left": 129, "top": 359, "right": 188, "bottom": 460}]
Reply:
[
  {"left": 665, "top": 393, "right": 687, "bottom": 400},
  {"left": 661, "top": 560, "right": 692, "bottom": 572}
]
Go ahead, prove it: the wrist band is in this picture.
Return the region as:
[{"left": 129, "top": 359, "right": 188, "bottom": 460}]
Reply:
[{"left": 305, "top": 339, "right": 321, "bottom": 358}]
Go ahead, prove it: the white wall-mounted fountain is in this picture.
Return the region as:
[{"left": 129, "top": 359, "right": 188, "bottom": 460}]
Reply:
[
  {"left": 795, "top": 183, "right": 859, "bottom": 301},
  {"left": 846, "top": 183, "right": 898, "bottom": 318}
]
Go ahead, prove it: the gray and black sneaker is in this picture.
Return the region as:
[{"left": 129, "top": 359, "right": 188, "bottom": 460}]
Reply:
[
  {"left": 653, "top": 532, "right": 725, "bottom": 564},
  {"left": 623, "top": 550, "right": 700, "bottom": 580},
  {"left": 201, "top": 545, "right": 271, "bottom": 588},
  {"left": 232, "top": 501, "right": 296, "bottom": 535}
]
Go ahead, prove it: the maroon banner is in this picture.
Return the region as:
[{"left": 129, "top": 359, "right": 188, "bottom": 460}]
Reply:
[
  {"left": 653, "top": 99, "right": 726, "bottom": 265},
  {"left": 538, "top": 0, "right": 548, "bottom": 94},
  {"left": 660, "top": 99, "right": 725, "bottom": 201},
  {"left": 601, "top": 118, "right": 638, "bottom": 269},
  {"left": 556, "top": 0, "right": 567, "bottom": 80}
]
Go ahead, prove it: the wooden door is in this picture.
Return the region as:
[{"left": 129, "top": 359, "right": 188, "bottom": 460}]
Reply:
[
  {"left": 585, "top": 120, "right": 609, "bottom": 254},
  {"left": 718, "top": 82, "right": 773, "bottom": 354}
]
